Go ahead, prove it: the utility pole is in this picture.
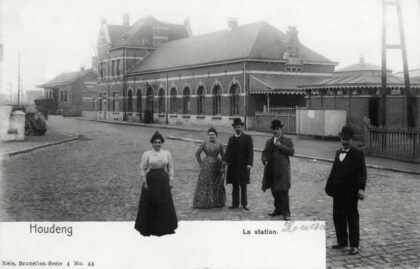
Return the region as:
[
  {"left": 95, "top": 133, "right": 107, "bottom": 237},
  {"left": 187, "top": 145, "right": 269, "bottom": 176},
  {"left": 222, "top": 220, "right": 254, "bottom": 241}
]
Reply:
[
  {"left": 381, "top": 0, "right": 414, "bottom": 128},
  {"left": 17, "top": 52, "right": 20, "bottom": 106},
  {"left": 8, "top": 82, "right": 12, "bottom": 104}
]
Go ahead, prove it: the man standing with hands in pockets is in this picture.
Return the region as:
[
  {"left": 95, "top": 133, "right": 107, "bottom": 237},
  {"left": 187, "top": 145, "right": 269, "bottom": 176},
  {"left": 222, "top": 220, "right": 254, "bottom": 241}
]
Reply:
[
  {"left": 325, "top": 126, "right": 367, "bottom": 255},
  {"left": 262, "top": 120, "right": 294, "bottom": 221},
  {"left": 223, "top": 118, "right": 253, "bottom": 211}
]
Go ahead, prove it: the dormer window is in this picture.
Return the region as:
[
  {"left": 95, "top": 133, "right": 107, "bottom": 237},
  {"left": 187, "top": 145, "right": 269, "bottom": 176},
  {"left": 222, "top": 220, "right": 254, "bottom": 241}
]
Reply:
[{"left": 284, "top": 64, "right": 303, "bottom": 72}]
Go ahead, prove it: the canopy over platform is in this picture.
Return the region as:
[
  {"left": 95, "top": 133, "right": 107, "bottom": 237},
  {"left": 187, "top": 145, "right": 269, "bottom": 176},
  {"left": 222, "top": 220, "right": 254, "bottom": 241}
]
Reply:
[{"left": 249, "top": 74, "right": 328, "bottom": 95}]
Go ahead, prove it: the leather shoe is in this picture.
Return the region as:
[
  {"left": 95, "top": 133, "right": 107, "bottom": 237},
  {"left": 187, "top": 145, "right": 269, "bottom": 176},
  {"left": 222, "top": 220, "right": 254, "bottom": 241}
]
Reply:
[
  {"left": 242, "top": 206, "right": 250, "bottom": 211},
  {"left": 228, "top": 206, "right": 238, "bottom": 209},
  {"left": 331, "top": 244, "right": 347, "bottom": 249},
  {"left": 349, "top": 247, "right": 359, "bottom": 255},
  {"left": 283, "top": 216, "right": 291, "bottom": 221},
  {"left": 268, "top": 211, "right": 281, "bottom": 217}
]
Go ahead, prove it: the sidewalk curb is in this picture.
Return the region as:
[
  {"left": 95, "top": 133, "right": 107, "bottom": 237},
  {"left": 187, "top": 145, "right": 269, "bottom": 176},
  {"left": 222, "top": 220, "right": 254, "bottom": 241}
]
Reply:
[
  {"left": 167, "top": 136, "right": 420, "bottom": 176},
  {"left": 77, "top": 118, "right": 273, "bottom": 137},
  {"left": 5, "top": 135, "right": 81, "bottom": 157}
]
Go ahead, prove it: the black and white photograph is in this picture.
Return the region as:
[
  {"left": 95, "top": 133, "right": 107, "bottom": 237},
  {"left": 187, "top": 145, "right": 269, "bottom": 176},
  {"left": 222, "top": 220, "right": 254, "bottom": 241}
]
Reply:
[{"left": 0, "top": 0, "right": 419, "bottom": 268}]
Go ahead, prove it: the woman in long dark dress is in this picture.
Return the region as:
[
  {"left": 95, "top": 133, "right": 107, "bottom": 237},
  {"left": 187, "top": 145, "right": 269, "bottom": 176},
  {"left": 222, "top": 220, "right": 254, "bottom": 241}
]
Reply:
[
  {"left": 193, "top": 128, "right": 226, "bottom": 208},
  {"left": 135, "top": 131, "right": 178, "bottom": 236}
]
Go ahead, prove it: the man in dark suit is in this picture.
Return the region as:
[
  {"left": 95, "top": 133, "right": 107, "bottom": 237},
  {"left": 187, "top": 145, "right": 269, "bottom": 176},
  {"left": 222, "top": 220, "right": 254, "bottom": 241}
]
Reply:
[
  {"left": 262, "top": 120, "right": 294, "bottom": 221},
  {"left": 325, "top": 126, "right": 367, "bottom": 255},
  {"left": 223, "top": 118, "right": 253, "bottom": 210}
]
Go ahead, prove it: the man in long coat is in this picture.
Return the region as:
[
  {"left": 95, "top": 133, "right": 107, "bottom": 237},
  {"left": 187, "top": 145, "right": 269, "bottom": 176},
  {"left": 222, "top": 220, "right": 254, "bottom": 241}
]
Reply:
[
  {"left": 262, "top": 120, "right": 294, "bottom": 220},
  {"left": 223, "top": 118, "right": 253, "bottom": 210},
  {"left": 325, "top": 126, "right": 367, "bottom": 255}
]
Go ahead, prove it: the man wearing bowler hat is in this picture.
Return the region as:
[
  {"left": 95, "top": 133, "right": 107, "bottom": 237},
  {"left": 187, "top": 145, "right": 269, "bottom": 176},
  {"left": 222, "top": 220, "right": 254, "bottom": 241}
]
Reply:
[
  {"left": 223, "top": 118, "right": 253, "bottom": 210},
  {"left": 261, "top": 119, "right": 294, "bottom": 221},
  {"left": 325, "top": 126, "right": 367, "bottom": 255}
]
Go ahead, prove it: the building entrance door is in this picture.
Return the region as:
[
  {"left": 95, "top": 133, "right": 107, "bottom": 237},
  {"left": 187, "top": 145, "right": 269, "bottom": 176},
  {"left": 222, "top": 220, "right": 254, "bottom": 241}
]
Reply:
[
  {"left": 369, "top": 97, "right": 379, "bottom": 126},
  {"left": 103, "top": 99, "right": 107, "bottom": 119}
]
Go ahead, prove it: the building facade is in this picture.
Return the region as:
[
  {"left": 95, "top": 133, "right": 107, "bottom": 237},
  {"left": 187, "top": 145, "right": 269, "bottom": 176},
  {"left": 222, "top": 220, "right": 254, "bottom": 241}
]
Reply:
[
  {"left": 38, "top": 67, "right": 98, "bottom": 116},
  {"left": 83, "top": 16, "right": 336, "bottom": 128},
  {"left": 300, "top": 57, "right": 420, "bottom": 138}
]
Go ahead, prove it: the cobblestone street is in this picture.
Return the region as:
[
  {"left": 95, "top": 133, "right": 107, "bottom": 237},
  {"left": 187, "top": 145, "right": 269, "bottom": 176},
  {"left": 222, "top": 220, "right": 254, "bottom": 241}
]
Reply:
[{"left": 1, "top": 117, "right": 419, "bottom": 268}]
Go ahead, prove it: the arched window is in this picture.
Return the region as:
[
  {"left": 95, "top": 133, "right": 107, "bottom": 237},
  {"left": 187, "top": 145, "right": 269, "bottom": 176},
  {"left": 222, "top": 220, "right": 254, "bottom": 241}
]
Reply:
[
  {"left": 112, "top": 60, "right": 115, "bottom": 76},
  {"left": 183, "top": 87, "right": 191, "bottom": 114},
  {"left": 230, "top": 84, "right": 239, "bottom": 115},
  {"left": 116, "top": 59, "right": 121, "bottom": 76},
  {"left": 136, "top": 89, "right": 142, "bottom": 113},
  {"left": 158, "top": 88, "right": 165, "bottom": 113},
  {"left": 127, "top": 90, "right": 133, "bottom": 112},
  {"left": 197, "top": 86, "right": 205, "bottom": 115},
  {"left": 213, "top": 85, "right": 221, "bottom": 115},
  {"left": 146, "top": 87, "right": 154, "bottom": 112},
  {"left": 170, "top": 88, "right": 177, "bottom": 114},
  {"left": 112, "top": 92, "right": 119, "bottom": 112},
  {"left": 99, "top": 94, "right": 103, "bottom": 111}
]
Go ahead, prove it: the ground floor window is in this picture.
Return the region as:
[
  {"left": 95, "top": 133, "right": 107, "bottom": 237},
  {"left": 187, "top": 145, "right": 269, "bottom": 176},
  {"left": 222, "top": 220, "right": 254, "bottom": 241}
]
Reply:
[
  {"left": 158, "top": 88, "right": 165, "bottom": 113},
  {"left": 197, "top": 86, "right": 205, "bottom": 115},
  {"left": 213, "top": 86, "right": 221, "bottom": 115},
  {"left": 230, "top": 85, "right": 239, "bottom": 115},
  {"left": 183, "top": 87, "right": 191, "bottom": 114},
  {"left": 170, "top": 88, "right": 177, "bottom": 114},
  {"left": 127, "top": 90, "right": 133, "bottom": 112},
  {"left": 136, "top": 89, "right": 142, "bottom": 113}
]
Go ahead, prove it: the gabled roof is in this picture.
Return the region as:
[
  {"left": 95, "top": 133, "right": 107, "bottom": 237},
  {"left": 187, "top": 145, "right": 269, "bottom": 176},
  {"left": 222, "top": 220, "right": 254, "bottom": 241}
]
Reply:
[
  {"left": 394, "top": 68, "right": 420, "bottom": 79},
  {"left": 107, "top": 25, "right": 131, "bottom": 45},
  {"left": 336, "top": 62, "right": 383, "bottom": 73},
  {"left": 129, "top": 21, "right": 335, "bottom": 73},
  {"left": 249, "top": 73, "right": 329, "bottom": 95},
  {"left": 106, "top": 16, "right": 190, "bottom": 48},
  {"left": 298, "top": 74, "right": 408, "bottom": 89},
  {"left": 38, "top": 68, "right": 97, "bottom": 88},
  {"left": 296, "top": 58, "right": 420, "bottom": 89}
]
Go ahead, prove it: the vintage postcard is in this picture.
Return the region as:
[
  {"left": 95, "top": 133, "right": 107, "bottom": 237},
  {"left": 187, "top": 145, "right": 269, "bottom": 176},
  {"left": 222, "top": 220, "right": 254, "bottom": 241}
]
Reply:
[{"left": 0, "top": 0, "right": 419, "bottom": 268}]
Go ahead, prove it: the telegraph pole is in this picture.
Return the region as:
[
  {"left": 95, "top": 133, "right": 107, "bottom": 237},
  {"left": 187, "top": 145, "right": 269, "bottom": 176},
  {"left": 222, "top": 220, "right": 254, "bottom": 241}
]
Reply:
[
  {"left": 381, "top": 0, "right": 414, "bottom": 128},
  {"left": 17, "top": 52, "right": 20, "bottom": 106},
  {"left": 381, "top": 0, "right": 387, "bottom": 127}
]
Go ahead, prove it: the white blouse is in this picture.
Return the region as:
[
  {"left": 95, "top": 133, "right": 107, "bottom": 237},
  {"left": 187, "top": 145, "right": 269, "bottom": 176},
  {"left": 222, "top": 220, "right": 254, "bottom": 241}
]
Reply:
[{"left": 140, "top": 149, "right": 174, "bottom": 180}]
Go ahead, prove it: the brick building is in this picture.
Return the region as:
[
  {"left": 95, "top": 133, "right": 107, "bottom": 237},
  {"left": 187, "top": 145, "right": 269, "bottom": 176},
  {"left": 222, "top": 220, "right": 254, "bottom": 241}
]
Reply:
[
  {"left": 83, "top": 15, "right": 336, "bottom": 128},
  {"left": 38, "top": 67, "right": 98, "bottom": 116},
  {"left": 300, "top": 57, "right": 420, "bottom": 138}
]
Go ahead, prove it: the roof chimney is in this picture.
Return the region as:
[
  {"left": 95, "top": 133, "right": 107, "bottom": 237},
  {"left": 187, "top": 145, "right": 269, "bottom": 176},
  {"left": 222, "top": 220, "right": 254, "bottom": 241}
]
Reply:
[
  {"left": 284, "top": 26, "right": 300, "bottom": 58},
  {"left": 359, "top": 55, "right": 365, "bottom": 65},
  {"left": 92, "top": 56, "right": 98, "bottom": 71},
  {"left": 184, "top": 17, "right": 193, "bottom": 37},
  {"left": 227, "top": 18, "right": 238, "bottom": 31},
  {"left": 80, "top": 66, "right": 85, "bottom": 72},
  {"left": 123, "top": 14, "right": 129, "bottom": 26}
]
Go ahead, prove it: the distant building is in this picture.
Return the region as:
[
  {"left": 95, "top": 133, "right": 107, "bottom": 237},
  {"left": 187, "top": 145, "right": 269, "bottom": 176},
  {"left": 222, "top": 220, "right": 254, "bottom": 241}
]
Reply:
[
  {"left": 38, "top": 67, "right": 98, "bottom": 116},
  {"left": 25, "top": 90, "right": 44, "bottom": 104},
  {"left": 395, "top": 68, "right": 420, "bottom": 83},
  {"left": 83, "top": 15, "right": 336, "bottom": 128},
  {"left": 299, "top": 57, "right": 420, "bottom": 138}
]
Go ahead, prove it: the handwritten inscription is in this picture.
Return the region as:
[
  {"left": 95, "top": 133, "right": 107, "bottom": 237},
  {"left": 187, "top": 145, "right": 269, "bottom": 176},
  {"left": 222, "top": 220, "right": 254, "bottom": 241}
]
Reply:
[{"left": 242, "top": 221, "right": 325, "bottom": 235}]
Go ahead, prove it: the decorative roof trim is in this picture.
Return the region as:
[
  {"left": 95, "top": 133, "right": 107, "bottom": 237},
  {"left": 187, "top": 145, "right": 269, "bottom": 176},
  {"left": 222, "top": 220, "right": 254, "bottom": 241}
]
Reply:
[{"left": 128, "top": 58, "right": 336, "bottom": 75}]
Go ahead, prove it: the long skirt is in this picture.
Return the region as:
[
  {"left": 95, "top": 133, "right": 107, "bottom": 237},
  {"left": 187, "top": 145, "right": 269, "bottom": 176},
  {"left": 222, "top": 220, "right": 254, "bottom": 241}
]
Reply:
[
  {"left": 193, "top": 156, "right": 226, "bottom": 208},
  {"left": 135, "top": 169, "right": 178, "bottom": 236}
]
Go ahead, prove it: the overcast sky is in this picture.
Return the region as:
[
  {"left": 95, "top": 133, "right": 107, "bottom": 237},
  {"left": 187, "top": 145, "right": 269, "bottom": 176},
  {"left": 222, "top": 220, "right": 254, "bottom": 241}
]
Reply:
[{"left": 1, "top": 0, "right": 419, "bottom": 95}]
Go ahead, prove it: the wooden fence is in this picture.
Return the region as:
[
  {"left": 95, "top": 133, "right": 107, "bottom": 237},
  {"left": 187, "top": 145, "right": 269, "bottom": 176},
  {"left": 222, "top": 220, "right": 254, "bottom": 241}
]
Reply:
[
  {"left": 255, "top": 106, "right": 304, "bottom": 134},
  {"left": 364, "top": 120, "right": 420, "bottom": 163}
]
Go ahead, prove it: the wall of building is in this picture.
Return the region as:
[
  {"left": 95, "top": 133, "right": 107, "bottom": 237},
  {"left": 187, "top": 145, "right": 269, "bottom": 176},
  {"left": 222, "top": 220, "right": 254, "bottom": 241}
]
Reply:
[{"left": 306, "top": 94, "right": 420, "bottom": 139}]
